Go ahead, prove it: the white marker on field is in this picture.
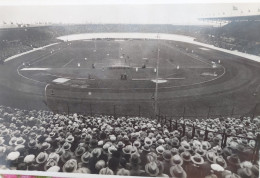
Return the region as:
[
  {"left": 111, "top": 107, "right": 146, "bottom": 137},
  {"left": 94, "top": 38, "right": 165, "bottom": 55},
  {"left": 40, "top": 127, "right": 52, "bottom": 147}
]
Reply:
[
  {"left": 88, "top": 92, "right": 92, "bottom": 95},
  {"left": 136, "top": 67, "right": 138, "bottom": 72},
  {"left": 78, "top": 63, "right": 80, "bottom": 67},
  {"left": 154, "top": 68, "right": 157, "bottom": 73},
  {"left": 85, "top": 58, "right": 87, "bottom": 60},
  {"left": 218, "top": 60, "right": 221, "bottom": 64},
  {"left": 107, "top": 53, "right": 109, "bottom": 56},
  {"left": 177, "top": 65, "right": 180, "bottom": 69}
]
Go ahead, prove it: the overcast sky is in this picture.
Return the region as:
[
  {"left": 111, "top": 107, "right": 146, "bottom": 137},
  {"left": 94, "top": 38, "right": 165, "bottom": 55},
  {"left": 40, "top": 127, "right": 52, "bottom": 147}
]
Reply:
[{"left": 0, "top": 1, "right": 260, "bottom": 25}]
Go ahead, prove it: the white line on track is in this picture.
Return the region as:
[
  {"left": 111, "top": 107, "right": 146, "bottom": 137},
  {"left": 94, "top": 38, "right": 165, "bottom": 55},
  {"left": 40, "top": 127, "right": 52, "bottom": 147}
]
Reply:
[
  {"left": 17, "top": 65, "right": 45, "bottom": 84},
  {"left": 62, "top": 58, "right": 75, "bottom": 68},
  {"left": 162, "top": 42, "right": 212, "bottom": 66},
  {"left": 44, "top": 83, "right": 50, "bottom": 101}
]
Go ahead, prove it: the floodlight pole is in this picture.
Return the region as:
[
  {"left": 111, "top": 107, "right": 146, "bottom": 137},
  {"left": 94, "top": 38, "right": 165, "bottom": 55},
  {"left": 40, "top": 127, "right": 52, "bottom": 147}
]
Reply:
[{"left": 154, "top": 34, "right": 160, "bottom": 116}]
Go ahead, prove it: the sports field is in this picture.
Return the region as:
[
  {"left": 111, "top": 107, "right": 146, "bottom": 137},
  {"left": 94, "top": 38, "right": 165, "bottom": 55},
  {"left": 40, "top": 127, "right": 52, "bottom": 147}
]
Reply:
[{"left": 0, "top": 34, "right": 260, "bottom": 118}]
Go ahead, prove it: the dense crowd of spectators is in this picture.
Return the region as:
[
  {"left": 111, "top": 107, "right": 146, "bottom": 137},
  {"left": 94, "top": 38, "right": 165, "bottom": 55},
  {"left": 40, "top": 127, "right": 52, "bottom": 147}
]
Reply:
[
  {"left": 0, "top": 105, "right": 259, "bottom": 177},
  {"left": 0, "top": 27, "right": 59, "bottom": 62},
  {"left": 194, "top": 21, "right": 260, "bottom": 56}
]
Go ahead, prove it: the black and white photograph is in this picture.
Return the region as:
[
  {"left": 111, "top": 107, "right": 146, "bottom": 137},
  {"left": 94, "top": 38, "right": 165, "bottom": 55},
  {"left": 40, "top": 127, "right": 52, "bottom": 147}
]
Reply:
[{"left": 0, "top": 0, "right": 259, "bottom": 177}]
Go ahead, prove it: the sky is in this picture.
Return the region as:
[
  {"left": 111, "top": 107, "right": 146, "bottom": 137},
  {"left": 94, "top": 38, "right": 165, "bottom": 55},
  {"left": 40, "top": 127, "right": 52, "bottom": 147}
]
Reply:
[{"left": 0, "top": 0, "right": 260, "bottom": 25}]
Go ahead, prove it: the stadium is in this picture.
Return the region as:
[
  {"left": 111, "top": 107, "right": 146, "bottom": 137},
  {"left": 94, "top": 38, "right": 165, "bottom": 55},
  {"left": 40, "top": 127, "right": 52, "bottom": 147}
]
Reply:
[{"left": 0, "top": 2, "right": 259, "bottom": 178}]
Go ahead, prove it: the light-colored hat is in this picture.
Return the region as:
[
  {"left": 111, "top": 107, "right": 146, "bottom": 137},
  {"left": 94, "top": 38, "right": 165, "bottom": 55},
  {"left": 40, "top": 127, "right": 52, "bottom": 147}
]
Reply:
[
  {"left": 211, "top": 163, "right": 224, "bottom": 172},
  {"left": 36, "top": 152, "right": 48, "bottom": 164},
  {"left": 47, "top": 166, "right": 60, "bottom": 172},
  {"left": 206, "top": 151, "right": 217, "bottom": 163},
  {"left": 81, "top": 152, "right": 91, "bottom": 163},
  {"left": 170, "top": 165, "right": 187, "bottom": 178},
  {"left": 171, "top": 154, "right": 183, "bottom": 166},
  {"left": 162, "top": 150, "right": 172, "bottom": 161},
  {"left": 15, "top": 137, "right": 25, "bottom": 145},
  {"left": 66, "top": 135, "right": 74, "bottom": 143},
  {"left": 117, "top": 168, "right": 130, "bottom": 176},
  {"left": 48, "top": 152, "right": 60, "bottom": 163},
  {"left": 214, "top": 156, "right": 227, "bottom": 169},
  {"left": 91, "top": 148, "right": 102, "bottom": 158},
  {"left": 108, "top": 145, "right": 117, "bottom": 155},
  {"left": 7, "top": 151, "right": 20, "bottom": 161},
  {"left": 95, "top": 160, "right": 106, "bottom": 170},
  {"left": 156, "top": 146, "right": 165, "bottom": 154},
  {"left": 145, "top": 162, "right": 159, "bottom": 177},
  {"left": 24, "top": 154, "right": 35, "bottom": 163},
  {"left": 75, "top": 167, "right": 91, "bottom": 173},
  {"left": 191, "top": 154, "right": 204, "bottom": 165},
  {"left": 99, "top": 167, "right": 114, "bottom": 175},
  {"left": 74, "top": 146, "right": 86, "bottom": 157},
  {"left": 180, "top": 151, "right": 191, "bottom": 162},
  {"left": 62, "top": 159, "right": 77, "bottom": 172}
]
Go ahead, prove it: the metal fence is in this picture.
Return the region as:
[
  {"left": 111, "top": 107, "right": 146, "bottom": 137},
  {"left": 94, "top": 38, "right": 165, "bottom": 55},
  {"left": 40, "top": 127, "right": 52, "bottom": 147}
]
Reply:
[
  {"left": 156, "top": 114, "right": 260, "bottom": 163},
  {"left": 49, "top": 102, "right": 260, "bottom": 121}
]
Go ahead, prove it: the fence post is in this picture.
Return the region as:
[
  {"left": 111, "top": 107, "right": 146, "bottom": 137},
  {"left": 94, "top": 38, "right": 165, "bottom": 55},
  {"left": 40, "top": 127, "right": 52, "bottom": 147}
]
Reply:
[
  {"left": 182, "top": 107, "right": 186, "bottom": 119},
  {"left": 252, "top": 134, "right": 260, "bottom": 163},
  {"left": 221, "top": 129, "right": 227, "bottom": 148},
  {"left": 192, "top": 124, "right": 195, "bottom": 138},
  {"left": 67, "top": 103, "right": 70, "bottom": 116},
  {"left": 175, "top": 119, "right": 178, "bottom": 130},
  {"left": 170, "top": 118, "right": 172, "bottom": 131},
  {"left": 113, "top": 105, "right": 116, "bottom": 119},
  {"left": 89, "top": 103, "right": 92, "bottom": 117},
  {"left": 231, "top": 106, "right": 235, "bottom": 117},
  {"left": 207, "top": 106, "right": 211, "bottom": 119},
  {"left": 182, "top": 121, "right": 186, "bottom": 137},
  {"left": 252, "top": 103, "right": 258, "bottom": 119},
  {"left": 204, "top": 125, "right": 208, "bottom": 141},
  {"left": 138, "top": 105, "right": 141, "bottom": 117}
]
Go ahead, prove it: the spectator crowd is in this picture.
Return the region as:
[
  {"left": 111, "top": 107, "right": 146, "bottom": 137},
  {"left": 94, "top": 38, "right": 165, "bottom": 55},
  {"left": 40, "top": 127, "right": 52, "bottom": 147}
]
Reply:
[{"left": 0, "top": 105, "right": 259, "bottom": 178}]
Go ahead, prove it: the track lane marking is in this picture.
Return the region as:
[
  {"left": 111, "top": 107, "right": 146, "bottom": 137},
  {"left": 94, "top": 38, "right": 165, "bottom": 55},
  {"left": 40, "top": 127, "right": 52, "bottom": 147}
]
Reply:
[{"left": 62, "top": 58, "right": 75, "bottom": 68}]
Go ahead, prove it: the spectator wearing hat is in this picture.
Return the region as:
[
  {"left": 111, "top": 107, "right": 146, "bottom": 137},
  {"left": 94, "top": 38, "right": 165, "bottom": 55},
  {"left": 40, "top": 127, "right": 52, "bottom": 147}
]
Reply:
[
  {"left": 95, "top": 160, "right": 106, "bottom": 173},
  {"left": 140, "top": 144, "right": 150, "bottom": 169},
  {"left": 62, "top": 159, "right": 77, "bottom": 173},
  {"left": 144, "top": 162, "right": 160, "bottom": 177},
  {"left": 89, "top": 148, "right": 101, "bottom": 174},
  {"left": 127, "top": 153, "right": 142, "bottom": 176},
  {"left": 99, "top": 167, "right": 114, "bottom": 175},
  {"left": 170, "top": 165, "right": 187, "bottom": 178},
  {"left": 117, "top": 168, "right": 130, "bottom": 176},
  {"left": 226, "top": 154, "right": 241, "bottom": 173},
  {"left": 189, "top": 154, "right": 205, "bottom": 178},
  {"left": 180, "top": 151, "right": 192, "bottom": 174},
  {"left": 108, "top": 152, "right": 120, "bottom": 173},
  {"left": 162, "top": 150, "right": 172, "bottom": 175},
  {"left": 237, "top": 167, "right": 254, "bottom": 178}
]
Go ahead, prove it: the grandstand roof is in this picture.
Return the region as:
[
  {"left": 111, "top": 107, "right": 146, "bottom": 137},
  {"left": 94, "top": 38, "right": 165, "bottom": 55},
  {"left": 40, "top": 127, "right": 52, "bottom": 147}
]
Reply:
[{"left": 199, "top": 14, "right": 260, "bottom": 22}]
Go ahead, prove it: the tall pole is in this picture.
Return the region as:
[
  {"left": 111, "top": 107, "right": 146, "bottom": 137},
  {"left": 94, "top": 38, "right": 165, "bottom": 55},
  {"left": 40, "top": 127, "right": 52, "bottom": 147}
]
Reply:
[{"left": 154, "top": 34, "right": 160, "bottom": 116}]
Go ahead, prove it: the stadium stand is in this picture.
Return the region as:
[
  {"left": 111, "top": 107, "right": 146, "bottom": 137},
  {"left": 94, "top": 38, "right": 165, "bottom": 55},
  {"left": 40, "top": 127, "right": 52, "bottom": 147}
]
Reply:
[
  {"left": 1, "top": 22, "right": 259, "bottom": 63},
  {"left": 0, "top": 105, "right": 259, "bottom": 177},
  {"left": 0, "top": 27, "right": 60, "bottom": 62}
]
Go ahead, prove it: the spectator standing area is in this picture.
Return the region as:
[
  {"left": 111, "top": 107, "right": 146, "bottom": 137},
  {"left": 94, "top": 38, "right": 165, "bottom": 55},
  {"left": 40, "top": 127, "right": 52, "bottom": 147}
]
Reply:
[{"left": 0, "top": 105, "right": 259, "bottom": 178}]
